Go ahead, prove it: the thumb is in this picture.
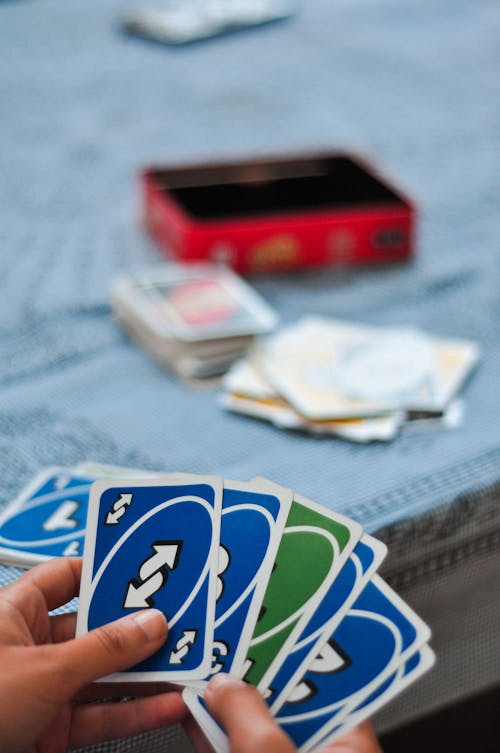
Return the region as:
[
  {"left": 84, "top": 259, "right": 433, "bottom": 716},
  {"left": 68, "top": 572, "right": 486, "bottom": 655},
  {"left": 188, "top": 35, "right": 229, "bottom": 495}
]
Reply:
[
  {"left": 52, "top": 609, "right": 168, "bottom": 694},
  {"left": 204, "top": 674, "right": 296, "bottom": 753}
]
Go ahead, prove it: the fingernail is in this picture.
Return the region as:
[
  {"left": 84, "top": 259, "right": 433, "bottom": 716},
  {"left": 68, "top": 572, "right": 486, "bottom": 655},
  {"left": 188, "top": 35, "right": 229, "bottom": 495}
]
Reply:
[
  {"left": 131, "top": 609, "right": 167, "bottom": 641},
  {"left": 205, "top": 673, "right": 246, "bottom": 700}
]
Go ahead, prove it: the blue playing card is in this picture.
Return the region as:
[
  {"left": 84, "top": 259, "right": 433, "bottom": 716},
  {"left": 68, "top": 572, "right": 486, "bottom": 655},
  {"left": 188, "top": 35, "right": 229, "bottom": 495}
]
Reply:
[
  {"left": 77, "top": 473, "right": 223, "bottom": 682},
  {"left": 203, "top": 479, "right": 291, "bottom": 682},
  {"left": 182, "top": 637, "right": 434, "bottom": 753},
  {"left": 268, "top": 534, "right": 386, "bottom": 711},
  {"left": 318, "top": 644, "right": 435, "bottom": 747},
  {"left": 0, "top": 467, "right": 94, "bottom": 566},
  {"left": 275, "top": 574, "right": 431, "bottom": 751}
]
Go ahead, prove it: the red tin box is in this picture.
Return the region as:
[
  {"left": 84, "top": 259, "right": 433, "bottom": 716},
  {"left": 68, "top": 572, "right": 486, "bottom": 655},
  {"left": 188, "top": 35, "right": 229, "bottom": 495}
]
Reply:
[{"left": 141, "top": 151, "right": 415, "bottom": 275}]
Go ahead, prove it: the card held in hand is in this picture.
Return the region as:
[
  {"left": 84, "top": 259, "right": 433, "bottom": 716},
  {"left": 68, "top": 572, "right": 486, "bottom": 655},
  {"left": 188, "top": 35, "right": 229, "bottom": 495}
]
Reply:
[
  {"left": 76, "top": 474, "right": 223, "bottom": 682},
  {"left": 275, "top": 574, "right": 431, "bottom": 751}
]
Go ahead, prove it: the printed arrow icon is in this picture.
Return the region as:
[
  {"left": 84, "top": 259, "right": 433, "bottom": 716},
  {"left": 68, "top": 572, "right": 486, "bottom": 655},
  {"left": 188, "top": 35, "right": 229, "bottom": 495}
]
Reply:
[
  {"left": 43, "top": 500, "right": 80, "bottom": 531},
  {"left": 169, "top": 630, "right": 197, "bottom": 664},
  {"left": 139, "top": 543, "right": 181, "bottom": 581},
  {"left": 124, "top": 570, "right": 165, "bottom": 609},
  {"left": 123, "top": 541, "right": 182, "bottom": 609},
  {"left": 105, "top": 493, "right": 133, "bottom": 525}
]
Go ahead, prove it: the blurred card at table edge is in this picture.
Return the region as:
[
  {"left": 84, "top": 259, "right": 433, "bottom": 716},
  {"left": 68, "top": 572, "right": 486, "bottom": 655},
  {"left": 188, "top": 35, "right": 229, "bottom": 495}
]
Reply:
[
  {"left": 0, "top": 466, "right": 94, "bottom": 568},
  {"left": 121, "top": 0, "right": 295, "bottom": 47}
]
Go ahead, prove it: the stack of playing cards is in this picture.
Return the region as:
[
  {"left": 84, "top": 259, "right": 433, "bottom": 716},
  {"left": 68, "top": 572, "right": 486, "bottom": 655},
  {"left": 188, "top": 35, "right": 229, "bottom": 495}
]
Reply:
[
  {"left": 111, "top": 264, "right": 278, "bottom": 379},
  {"left": 0, "top": 463, "right": 434, "bottom": 749},
  {"left": 220, "top": 316, "right": 480, "bottom": 442}
]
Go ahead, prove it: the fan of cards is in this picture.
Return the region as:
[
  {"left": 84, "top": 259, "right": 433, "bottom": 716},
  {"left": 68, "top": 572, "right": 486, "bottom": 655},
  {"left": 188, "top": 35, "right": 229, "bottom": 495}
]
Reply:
[
  {"left": 221, "top": 316, "right": 480, "bottom": 442},
  {"left": 0, "top": 462, "right": 434, "bottom": 751},
  {"left": 111, "top": 264, "right": 278, "bottom": 379}
]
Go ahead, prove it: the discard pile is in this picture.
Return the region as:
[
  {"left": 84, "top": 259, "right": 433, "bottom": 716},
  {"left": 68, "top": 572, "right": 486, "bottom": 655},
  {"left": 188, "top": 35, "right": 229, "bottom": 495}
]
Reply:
[
  {"left": 0, "top": 464, "right": 433, "bottom": 750},
  {"left": 221, "top": 316, "right": 480, "bottom": 442},
  {"left": 111, "top": 264, "right": 278, "bottom": 379}
]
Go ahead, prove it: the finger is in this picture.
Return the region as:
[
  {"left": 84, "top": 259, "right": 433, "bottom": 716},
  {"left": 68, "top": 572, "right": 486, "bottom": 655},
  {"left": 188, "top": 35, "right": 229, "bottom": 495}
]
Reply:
[
  {"left": 18, "top": 557, "right": 81, "bottom": 610},
  {"left": 68, "top": 692, "right": 188, "bottom": 748},
  {"left": 1, "top": 558, "right": 81, "bottom": 615},
  {"left": 50, "top": 612, "right": 77, "bottom": 643},
  {"left": 321, "top": 722, "right": 383, "bottom": 753},
  {"left": 204, "top": 674, "right": 296, "bottom": 753},
  {"left": 51, "top": 609, "right": 168, "bottom": 697},
  {"left": 0, "top": 559, "right": 82, "bottom": 641}
]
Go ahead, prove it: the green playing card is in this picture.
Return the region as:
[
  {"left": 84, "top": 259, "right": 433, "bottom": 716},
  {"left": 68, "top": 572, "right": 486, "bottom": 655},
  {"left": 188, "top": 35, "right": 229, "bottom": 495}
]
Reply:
[{"left": 242, "top": 492, "right": 362, "bottom": 690}]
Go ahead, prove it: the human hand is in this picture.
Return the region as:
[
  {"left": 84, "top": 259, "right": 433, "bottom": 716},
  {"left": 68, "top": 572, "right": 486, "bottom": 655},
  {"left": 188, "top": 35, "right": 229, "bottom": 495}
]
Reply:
[
  {"left": 185, "top": 674, "right": 383, "bottom": 753},
  {"left": 0, "top": 557, "right": 187, "bottom": 753}
]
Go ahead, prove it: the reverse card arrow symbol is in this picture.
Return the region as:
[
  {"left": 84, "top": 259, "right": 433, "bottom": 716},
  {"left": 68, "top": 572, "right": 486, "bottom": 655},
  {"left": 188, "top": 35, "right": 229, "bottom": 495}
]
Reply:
[
  {"left": 63, "top": 541, "right": 80, "bottom": 557},
  {"left": 285, "top": 679, "right": 316, "bottom": 704},
  {"left": 124, "top": 570, "right": 165, "bottom": 609},
  {"left": 123, "top": 541, "right": 182, "bottom": 609},
  {"left": 43, "top": 500, "right": 80, "bottom": 531},
  {"left": 105, "top": 493, "right": 133, "bottom": 525},
  {"left": 54, "top": 474, "right": 70, "bottom": 490},
  {"left": 309, "top": 640, "right": 350, "bottom": 674},
  {"left": 169, "top": 630, "right": 197, "bottom": 664},
  {"left": 139, "top": 542, "right": 181, "bottom": 581}
]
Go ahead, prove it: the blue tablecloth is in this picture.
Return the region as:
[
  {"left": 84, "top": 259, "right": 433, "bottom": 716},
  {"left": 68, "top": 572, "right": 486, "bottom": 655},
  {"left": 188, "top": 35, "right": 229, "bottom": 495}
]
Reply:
[
  {"left": 0, "top": 0, "right": 498, "bottom": 537},
  {"left": 0, "top": 0, "right": 498, "bottom": 747}
]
